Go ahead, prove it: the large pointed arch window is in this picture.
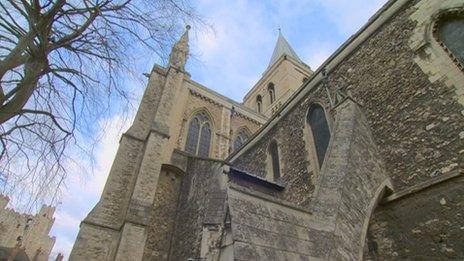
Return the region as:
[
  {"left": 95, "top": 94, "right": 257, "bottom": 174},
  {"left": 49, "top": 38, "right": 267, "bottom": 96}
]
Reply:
[
  {"left": 434, "top": 12, "right": 464, "bottom": 68},
  {"left": 256, "top": 95, "right": 263, "bottom": 113},
  {"left": 185, "top": 112, "right": 212, "bottom": 157},
  {"left": 267, "top": 140, "right": 281, "bottom": 180},
  {"left": 268, "top": 83, "right": 276, "bottom": 104},
  {"left": 307, "top": 105, "right": 330, "bottom": 168},
  {"left": 233, "top": 129, "right": 250, "bottom": 151}
]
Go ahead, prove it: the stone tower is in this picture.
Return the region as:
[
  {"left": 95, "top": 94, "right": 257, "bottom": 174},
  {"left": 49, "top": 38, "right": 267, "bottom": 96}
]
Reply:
[
  {"left": 70, "top": 26, "right": 193, "bottom": 261},
  {"left": 70, "top": 27, "right": 312, "bottom": 260},
  {"left": 243, "top": 31, "right": 312, "bottom": 117},
  {"left": 0, "top": 194, "right": 56, "bottom": 261}
]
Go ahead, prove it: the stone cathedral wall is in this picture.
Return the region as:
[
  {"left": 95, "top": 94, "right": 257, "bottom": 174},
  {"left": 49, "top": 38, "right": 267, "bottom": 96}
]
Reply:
[{"left": 232, "top": 0, "right": 463, "bottom": 259}]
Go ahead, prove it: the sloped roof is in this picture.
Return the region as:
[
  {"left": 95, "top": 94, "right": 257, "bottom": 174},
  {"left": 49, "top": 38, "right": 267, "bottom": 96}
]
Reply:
[
  {"left": 227, "top": 185, "right": 333, "bottom": 260},
  {"left": 267, "top": 31, "right": 302, "bottom": 69}
]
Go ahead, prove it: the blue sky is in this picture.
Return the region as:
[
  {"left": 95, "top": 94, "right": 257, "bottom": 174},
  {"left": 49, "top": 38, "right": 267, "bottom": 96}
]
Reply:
[{"left": 48, "top": 0, "right": 387, "bottom": 258}]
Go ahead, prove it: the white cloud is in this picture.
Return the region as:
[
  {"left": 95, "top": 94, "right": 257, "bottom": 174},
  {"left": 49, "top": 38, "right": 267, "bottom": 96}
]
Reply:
[
  {"left": 315, "top": 0, "right": 387, "bottom": 34},
  {"left": 47, "top": 0, "right": 391, "bottom": 259}
]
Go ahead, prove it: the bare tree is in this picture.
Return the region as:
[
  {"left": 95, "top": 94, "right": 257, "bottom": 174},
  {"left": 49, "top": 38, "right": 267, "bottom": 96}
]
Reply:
[{"left": 0, "top": 0, "right": 200, "bottom": 211}]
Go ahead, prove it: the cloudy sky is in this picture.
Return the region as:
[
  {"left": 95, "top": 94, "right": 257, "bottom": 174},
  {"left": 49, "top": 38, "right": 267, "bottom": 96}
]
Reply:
[{"left": 49, "top": 0, "right": 387, "bottom": 258}]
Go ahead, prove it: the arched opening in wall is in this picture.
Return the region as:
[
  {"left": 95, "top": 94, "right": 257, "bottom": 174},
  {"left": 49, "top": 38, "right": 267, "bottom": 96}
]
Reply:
[
  {"left": 266, "top": 140, "right": 281, "bottom": 181},
  {"left": 433, "top": 9, "right": 464, "bottom": 70},
  {"left": 143, "top": 164, "right": 185, "bottom": 260},
  {"left": 268, "top": 83, "right": 276, "bottom": 104},
  {"left": 360, "top": 183, "right": 393, "bottom": 260},
  {"left": 306, "top": 104, "right": 331, "bottom": 169},
  {"left": 185, "top": 111, "right": 212, "bottom": 157},
  {"left": 256, "top": 95, "right": 263, "bottom": 113},
  {"left": 233, "top": 128, "right": 250, "bottom": 152}
]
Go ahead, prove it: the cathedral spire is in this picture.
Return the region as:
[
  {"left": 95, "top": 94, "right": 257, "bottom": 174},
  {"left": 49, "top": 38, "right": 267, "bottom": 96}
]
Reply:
[
  {"left": 169, "top": 25, "right": 190, "bottom": 70},
  {"left": 267, "top": 30, "right": 302, "bottom": 69}
]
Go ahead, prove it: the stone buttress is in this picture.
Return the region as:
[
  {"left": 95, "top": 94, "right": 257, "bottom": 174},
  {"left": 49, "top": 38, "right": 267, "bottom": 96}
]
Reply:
[{"left": 69, "top": 27, "right": 191, "bottom": 261}]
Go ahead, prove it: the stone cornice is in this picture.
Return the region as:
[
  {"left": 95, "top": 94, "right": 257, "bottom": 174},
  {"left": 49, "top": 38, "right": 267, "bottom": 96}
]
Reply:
[
  {"left": 189, "top": 88, "right": 222, "bottom": 107},
  {"left": 186, "top": 80, "right": 267, "bottom": 124},
  {"left": 189, "top": 88, "right": 263, "bottom": 125},
  {"left": 381, "top": 169, "right": 463, "bottom": 204}
]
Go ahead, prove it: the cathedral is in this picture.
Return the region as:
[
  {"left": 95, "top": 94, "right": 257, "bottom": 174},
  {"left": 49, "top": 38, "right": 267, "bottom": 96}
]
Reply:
[{"left": 70, "top": 0, "right": 463, "bottom": 260}]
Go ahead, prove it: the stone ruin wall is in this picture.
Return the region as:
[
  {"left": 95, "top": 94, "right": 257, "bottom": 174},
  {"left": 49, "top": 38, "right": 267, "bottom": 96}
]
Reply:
[{"left": 0, "top": 195, "right": 56, "bottom": 260}]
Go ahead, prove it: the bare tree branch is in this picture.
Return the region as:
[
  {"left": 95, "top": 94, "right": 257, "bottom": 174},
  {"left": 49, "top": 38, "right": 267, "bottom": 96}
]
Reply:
[{"left": 0, "top": 0, "right": 203, "bottom": 211}]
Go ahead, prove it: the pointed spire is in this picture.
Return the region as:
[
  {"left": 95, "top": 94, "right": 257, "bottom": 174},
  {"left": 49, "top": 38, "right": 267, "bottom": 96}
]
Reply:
[
  {"left": 267, "top": 30, "right": 302, "bottom": 69},
  {"left": 169, "top": 25, "right": 190, "bottom": 70}
]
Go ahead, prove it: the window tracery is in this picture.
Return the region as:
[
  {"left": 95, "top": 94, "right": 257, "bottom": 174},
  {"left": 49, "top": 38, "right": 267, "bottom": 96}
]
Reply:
[
  {"left": 433, "top": 10, "right": 464, "bottom": 69},
  {"left": 233, "top": 129, "right": 250, "bottom": 151},
  {"left": 185, "top": 112, "right": 212, "bottom": 157}
]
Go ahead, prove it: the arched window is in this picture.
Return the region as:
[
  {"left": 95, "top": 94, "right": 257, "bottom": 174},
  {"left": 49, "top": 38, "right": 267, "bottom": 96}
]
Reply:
[
  {"left": 268, "top": 83, "right": 275, "bottom": 104},
  {"left": 233, "top": 129, "right": 250, "bottom": 151},
  {"left": 434, "top": 12, "right": 464, "bottom": 67},
  {"left": 307, "top": 105, "right": 330, "bottom": 168},
  {"left": 185, "top": 112, "right": 211, "bottom": 157},
  {"left": 256, "top": 95, "right": 263, "bottom": 113},
  {"left": 268, "top": 140, "right": 281, "bottom": 180}
]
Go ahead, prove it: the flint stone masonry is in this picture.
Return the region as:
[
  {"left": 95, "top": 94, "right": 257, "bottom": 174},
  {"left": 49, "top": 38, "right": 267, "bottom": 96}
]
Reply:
[
  {"left": 366, "top": 175, "right": 464, "bottom": 260},
  {"left": 230, "top": 99, "right": 390, "bottom": 260},
  {"left": 70, "top": 0, "right": 464, "bottom": 260},
  {"left": 227, "top": 186, "right": 333, "bottom": 260},
  {"left": 168, "top": 157, "right": 227, "bottom": 260},
  {"left": 234, "top": 0, "right": 464, "bottom": 194}
]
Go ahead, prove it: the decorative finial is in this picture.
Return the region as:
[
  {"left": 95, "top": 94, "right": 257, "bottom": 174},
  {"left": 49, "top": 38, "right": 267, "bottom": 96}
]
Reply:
[
  {"left": 168, "top": 25, "right": 190, "bottom": 70},
  {"left": 278, "top": 26, "right": 281, "bottom": 34}
]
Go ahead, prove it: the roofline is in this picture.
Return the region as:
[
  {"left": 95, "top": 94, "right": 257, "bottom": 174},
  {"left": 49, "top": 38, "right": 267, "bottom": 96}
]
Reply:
[
  {"left": 243, "top": 55, "right": 312, "bottom": 102},
  {"left": 185, "top": 78, "right": 268, "bottom": 123},
  {"left": 228, "top": 0, "right": 408, "bottom": 162}
]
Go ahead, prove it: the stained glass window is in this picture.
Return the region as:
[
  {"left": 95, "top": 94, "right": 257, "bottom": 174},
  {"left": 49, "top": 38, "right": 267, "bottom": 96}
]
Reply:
[
  {"left": 185, "top": 112, "right": 212, "bottom": 157},
  {"left": 185, "top": 118, "right": 199, "bottom": 154},
  {"left": 437, "top": 15, "right": 464, "bottom": 66},
  {"left": 198, "top": 123, "right": 211, "bottom": 157},
  {"left": 233, "top": 130, "right": 250, "bottom": 151},
  {"left": 269, "top": 141, "right": 281, "bottom": 180},
  {"left": 307, "top": 105, "right": 330, "bottom": 168}
]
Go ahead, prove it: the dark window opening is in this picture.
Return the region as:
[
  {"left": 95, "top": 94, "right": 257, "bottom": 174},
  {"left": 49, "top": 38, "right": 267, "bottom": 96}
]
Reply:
[
  {"left": 256, "top": 95, "right": 263, "bottom": 113},
  {"left": 268, "top": 83, "right": 276, "bottom": 104},
  {"left": 307, "top": 105, "right": 330, "bottom": 168},
  {"left": 434, "top": 12, "right": 464, "bottom": 68},
  {"left": 269, "top": 141, "right": 281, "bottom": 180},
  {"left": 233, "top": 130, "right": 250, "bottom": 151}
]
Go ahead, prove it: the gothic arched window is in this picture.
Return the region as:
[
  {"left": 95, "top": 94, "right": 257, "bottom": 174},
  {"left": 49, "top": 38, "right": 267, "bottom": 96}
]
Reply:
[
  {"left": 268, "top": 83, "right": 276, "bottom": 104},
  {"left": 434, "top": 12, "right": 464, "bottom": 68},
  {"left": 233, "top": 129, "right": 250, "bottom": 151},
  {"left": 268, "top": 140, "right": 281, "bottom": 180},
  {"left": 307, "top": 105, "right": 330, "bottom": 168},
  {"left": 256, "top": 95, "right": 263, "bottom": 113},
  {"left": 185, "top": 112, "right": 212, "bottom": 157}
]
